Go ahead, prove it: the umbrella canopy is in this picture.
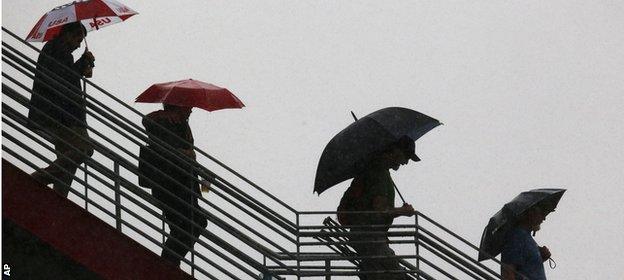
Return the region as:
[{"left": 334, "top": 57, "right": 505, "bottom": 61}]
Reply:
[
  {"left": 478, "top": 188, "right": 566, "bottom": 261},
  {"left": 313, "top": 107, "right": 441, "bottom": 195},
  {"left": 135, "top": 79, "right": 245, "bottom": 112},
  {"left": 26, "top": 0, "right": 138, "bottom": 42}
]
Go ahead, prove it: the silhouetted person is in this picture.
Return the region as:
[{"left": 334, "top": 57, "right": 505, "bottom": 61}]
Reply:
[
  {"left": 30, "top": 22, "right": 95, "bottom": 197},
  {"left": 143, "top": 104, "right": 207, "bottom": 266},
  {"left": 338, "top": 136, "right": 417, "bottom": 280},
  {"left": 501, "top": 206, "right": 552, "bottom": 280}
]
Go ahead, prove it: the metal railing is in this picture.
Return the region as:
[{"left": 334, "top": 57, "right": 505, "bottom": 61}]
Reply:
[
  {"left": 2, "top": 25, "right": 512, "bottom": 279},
  {"left": 2, "top": 26, "right": 296, "bottom": 280},
  {"left": 292, "top": 211, "right": 503, "bottom": 279}
]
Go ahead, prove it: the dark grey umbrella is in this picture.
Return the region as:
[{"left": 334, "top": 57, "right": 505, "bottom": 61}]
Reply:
[
  {"left": 313, "top": 107, "right": 441, "bottom": 195},
  {"left": 478, "top": 188, "right": 566, "bottom": 261}
]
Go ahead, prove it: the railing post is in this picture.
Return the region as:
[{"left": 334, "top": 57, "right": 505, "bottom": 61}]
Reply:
[
  {"left": 162, "top": 219, "right": 166, "bottom": 245},
  {"left": 325, "top": 260, "right": 331, "bottom": 280},
  {"left": 415, "top": 214, "right": 419, "bottom": 272},
  {"left": 191, "top": 250, "right": 195, "bottom": 277},
  {"left": 114, "top": 162, "right": 121, "bottom": 230},
  {"left": 84, "top": 163, "right": 88, "bottom": 210},
  {"left": 296, "top": 212, "right": 301, "bottom": 280}
]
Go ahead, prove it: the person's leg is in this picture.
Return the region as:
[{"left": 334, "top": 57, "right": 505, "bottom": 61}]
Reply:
[
  {"left": 351, "top": 234, "right": 409, "bottom": 280},
  {"left": 349, "top": 229, "right": 373, "bottom": 280},
  {"left": 32, "top": 125, "right": 93, "bottom": 197},
  {"left": 376, "top": 242, "right": 409, "bottom": 280},
  {"left": 161, "top": 214, "right": 187, "bottom": 266},
  {"left": 51, "top": 126, "right": 93, "bottom": 196},
  {"left": 152, "top": 185, "right": 183, "bottom": 266},
  {"left": 160, "top": 179, "right": 206, "bottom": 266}
]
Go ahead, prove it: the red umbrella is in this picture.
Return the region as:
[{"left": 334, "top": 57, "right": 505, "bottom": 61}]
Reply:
[
  {"left": 26, "top": 0, "right": 138, "bottom": 42},
  {"left": 135, "top": 79, "right": 245, "bottom": 112}
]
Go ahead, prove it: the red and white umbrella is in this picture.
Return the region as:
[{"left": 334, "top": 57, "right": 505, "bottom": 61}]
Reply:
[{"left": 26, "top": 0, "right": 138, "bottom": 42}]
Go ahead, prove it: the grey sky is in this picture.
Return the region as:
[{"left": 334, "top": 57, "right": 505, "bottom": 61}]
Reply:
[{"left": 3, "top": 1, "right": 624, "bottom": 278}]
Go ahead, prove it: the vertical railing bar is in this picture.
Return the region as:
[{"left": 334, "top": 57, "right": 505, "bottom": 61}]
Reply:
[
  {"left": 84, "top": 163, "right": 88, "bottom": 210},
  {"left": 191, "top": 250, "right": 195, "bottom": 278},
  {"left": 325, "top": 260, "right": 331, "bottom": 280},
  {"left": 114, "top": 162, "right": 122, "bottom": 230},
  {"left": 296, "top": 212, "right": 301, "bottom": 280},
  {"left": 415, "top": 215, "right": 420, "bottom": 272},
  {"left": 162, "top": 219, "right": 166, "bottom": 246}
]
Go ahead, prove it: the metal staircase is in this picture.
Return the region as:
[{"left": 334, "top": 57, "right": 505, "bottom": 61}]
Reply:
[{"left": 2, "top": 26, "right": 505, "bottom": 279}]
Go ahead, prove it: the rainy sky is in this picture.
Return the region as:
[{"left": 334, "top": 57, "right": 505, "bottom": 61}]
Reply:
[{"left": 3, "top": 1, "right": 624, "bottom": 279}]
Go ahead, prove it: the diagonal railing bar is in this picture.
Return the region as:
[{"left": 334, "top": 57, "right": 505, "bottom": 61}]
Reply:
[
  {"left": 3, "top": 36, "right": 300, "bottom": 261},
  {"left": 1, "top": 84, "right": 289, "bottom": 278},
  {"left": 1, "top": 52, "right": 296, "bottom": 278},
  {"left": 1, "top": 108, "right": 258, "bottom": 280},
  {"left": 3, "top": 65, "right": 292, "bottom": 274},
  {"left": 417, "top": 211, "right": 505, "bottom": 267},
  {"left": 1, "top": 44, "right": 298, "bottom": 239},
  {"left": 3, "top": 40, "right": 297, "bottom": 246},
  {"left": 0, "top": 140, "right": 225, "bottom": 280},
  {"left": 416, "top": 223, "right": 500, "bottom": 278},
  {"left": 3, "top": 26, "right": 299, "bottom": 219},
  {"left": 2, "top": 52, "right": 297, "bottom": 250}
]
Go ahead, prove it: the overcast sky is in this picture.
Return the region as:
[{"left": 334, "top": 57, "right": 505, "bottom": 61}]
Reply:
[{"left": 3, "top": 1, "right": 624, "bottom": 279}]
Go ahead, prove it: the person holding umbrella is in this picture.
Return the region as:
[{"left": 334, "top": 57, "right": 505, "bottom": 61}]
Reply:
[
  {"left": 337, "top": 136, "right": 419, "bottom": 280},
  {"left": 478, "top": 188, "right": 566, "bottom": 280},
  {"left": 29, "top": 22, "right": 96, "bottom": 197},
  {"left": 142, "top": 103, "right": 207, "bottom": 266},
  {"left": 136, "top": 79, "right": 244, "bottom": 266},
  {"left": 501, "top": 205, "right": 552, "bottom": 280},
  {"left": 314, "top": 107, "right": 441, "bottom": 280},
  {"left": 28, "top": 0, "right": 137, "bottom": 197}
]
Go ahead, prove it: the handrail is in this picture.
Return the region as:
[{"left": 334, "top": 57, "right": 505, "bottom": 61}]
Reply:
[
  {"left": 1, "top": 80, "right": 290, "bottom": 278},
  {"left": 2, "top": 35, "right": 292, "bottom": 277},
  {"left": 1, "top": 104, "right": 255, "bottom": 280},
  {"left": 3, "top": 26, "right": 299, "bottom": 216},
  {"left": 2, "top": 33, "right": 298, "bottom": 238},
  {"left": 2, "top": 37, "right": 299, "bottom": 239}
]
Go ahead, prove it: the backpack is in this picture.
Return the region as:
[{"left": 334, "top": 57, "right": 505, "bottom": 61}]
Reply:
[
  {"left": 337, "top": 177, "right": 366, "bottom": 226},
  {"left": 137, "top": 145, "right": 159, "bottom": 188}
]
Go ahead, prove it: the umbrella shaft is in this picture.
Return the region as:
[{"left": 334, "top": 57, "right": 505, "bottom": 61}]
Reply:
[{"left": 394, "top": 185, "right": 406, "bottom": 204}]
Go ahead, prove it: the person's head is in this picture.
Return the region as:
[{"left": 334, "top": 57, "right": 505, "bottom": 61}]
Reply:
[
  {"left": 519, "top": 205, "right": 549, "bottom": 232},
  {"left": 163, "top": 104, "right": 192, "bottom": 118},
  {"left": 378, "top": 136, "right": 420, "bottom": 171},
  {"left": 56, "top": 22, "right": 87, "bottom": 52}
]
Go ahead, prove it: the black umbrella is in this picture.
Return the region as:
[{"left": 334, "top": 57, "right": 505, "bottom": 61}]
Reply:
[
  {"left": 478, "top": 188, "right": 566, "bottom": 261},
  {"left": 313, "top": 107, "right": 441, "bottom": 195}
]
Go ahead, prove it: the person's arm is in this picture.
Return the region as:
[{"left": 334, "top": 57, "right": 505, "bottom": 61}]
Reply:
[
  {"left": 371, "top": 196, "right": 414, "bottom": 219},
  {"left": 501, "top": 264, "right": 517, "bottom": 280},
  {"left": 74, "top": 50, "right": 94, "bottom": 77},
  {"left": 539, "top": 246, "right": 551, "bottom": 262}
]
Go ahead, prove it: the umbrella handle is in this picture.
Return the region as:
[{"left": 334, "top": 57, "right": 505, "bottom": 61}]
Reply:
[{"left": 548, "top": 257, "right": 557, "bottom": 269}]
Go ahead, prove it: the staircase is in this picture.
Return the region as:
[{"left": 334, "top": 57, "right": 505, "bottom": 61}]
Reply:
[{"left": 2, "top": 26, "right": 504, "bottom": 279}]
